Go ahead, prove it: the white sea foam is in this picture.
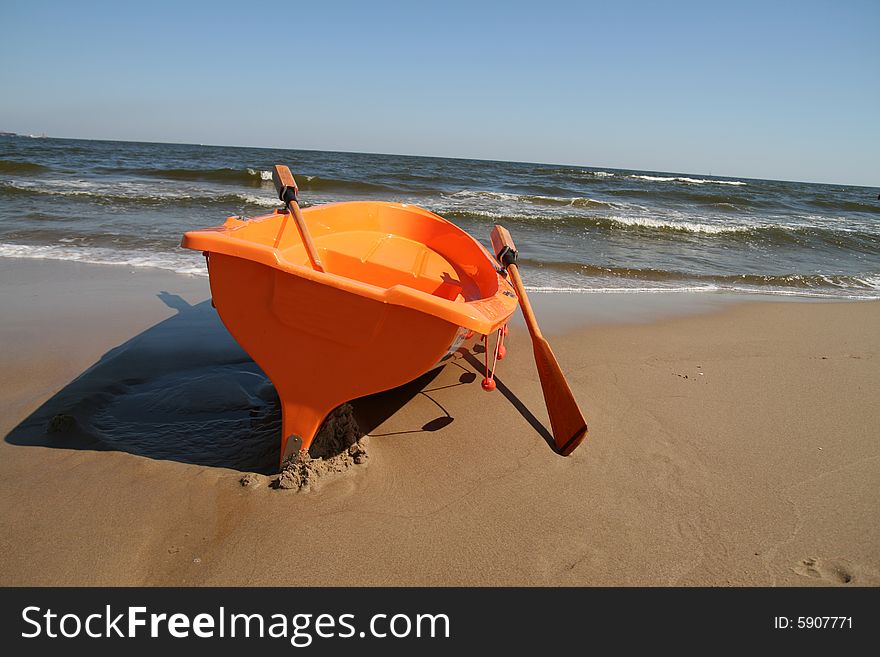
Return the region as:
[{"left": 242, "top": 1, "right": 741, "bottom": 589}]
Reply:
[
  {"left": 448, "top": 189, "right": 524, "bottom": 202},
  {"left": 431, "top": 206, "right": 538, "bottom": 221},
  {"left": 3, "top": 178, "right": 283, "bottom": 208},
  {"left": 558, "top": 196, "right": 616, "bottom": 208},
  {"left": 605, "top": 214, "right": 747, "bottom": 234},
  {"left": 4, "top": 178, "right": 205, "bottom": 201},
  {"left": 525, "top": 284, "right": 721, "bottom": 294},
  {"left": 447, "top": 189, "right": 617, "bottom": 209},
  {"left": 629, "top": 175, "right": 746, "bottom": 186},
  {"left": 850, "top": 274, "right": 880, "bottom": 289},
  {"left": 238, "top": 193, "right": 284, "bottom": 207},
  {"left": 0, "top": 242, "right": 208, "bottom": 276},
  {"left": 247, "top": 168, "right": 273, "bottom": 181},
  {"left": 523, "top": 283, "right": 880, "bottom": 300},
  {"left": 577, "top": 170, "right": 614, "bottom": 178},
  {"left": 2, "top": 241, "right": 876, "bottom": 300},
  {"left": 432, "top": 201, "right": 764, "bottom": 234}
]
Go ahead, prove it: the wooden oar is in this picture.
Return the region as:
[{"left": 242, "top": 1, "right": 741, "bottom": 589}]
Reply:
[
  {"left": 490, "top": 225, "right": 588, "bottom": 456},
  {"left": 272, "top": 164, "right": 324, "bottom": 272}
]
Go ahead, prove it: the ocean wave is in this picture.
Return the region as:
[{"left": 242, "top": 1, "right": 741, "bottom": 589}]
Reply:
[
  {"left": 446, "top": 189, "right": 618, "bottom": 209},
  {"left": 1, "top": 239, "right": 875, "bottom": 300},
  {"left": 0, "top": 180, "right": 283, "bottom": 207},
  {"left": 23, "top": 211, "right": 71, "bottom": 222},
  {"left": 522, "top": 284, "right": 879, "bottom": 299},
  {"left": 519, "top": 259, "right": 880, "bottom": 292},
  {"left": 235, "top": 193, "right": 285, "bottom": 207},
  {"left": 438, "top": 207, "right": 880, "bottom": 251},
  {"left": 523, "top": 284, "right": 723, "bottom": 293},
  {"left": 629, "top": 175, "right": 746, "bottom": 186},
  {"left": 439, "top": 208, "right": 541, "bottom": 222},
  {"left": 537, "top": 195, "right": 617, "bottom": 209},
  {"left": 808, "top": 196, "right": 880, "bottom": 215},
  {"left": 0, "top": 159, "right": 48, "bottom": 174},
  {"left": 447, "top": 189, "right": 526, "bottom": 202},
  {"left": 850, "top": 274, "right": 880, "bottom": 289},
  {"left": 247, "top": 168, "right": 273, "bottom": 181},
  {"left": 604, "top": 187, "right": 757, "bottom": 208},
  {"left": 571, "top": 170, "right": 615, "bottom": 178},
  {"left": 440, "top": 207, "right": 758, "bottom": 235},
  {"left": 296, "top": 175, "right": 400, "bottom": 194},
  {"left": 531, "top": 167, "right": 617, "bottom": 182},
  {"left": 96, "top": 166, "right": 273, "bottom": 186},
  {"left": 0, "top": 242, "right": 208, "bottom": 275},
  {"left": 602, "top": 214, "right": 742, "bottom": 234}
]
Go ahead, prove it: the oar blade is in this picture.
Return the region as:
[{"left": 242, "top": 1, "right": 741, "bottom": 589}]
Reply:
[{"left": 532, "top": 336, "right": 588, "bottom": 455}]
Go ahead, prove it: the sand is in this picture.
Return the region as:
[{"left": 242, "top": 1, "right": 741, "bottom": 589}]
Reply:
[{"left": 0, "top": 257, "right": 877, "bottom": 586}]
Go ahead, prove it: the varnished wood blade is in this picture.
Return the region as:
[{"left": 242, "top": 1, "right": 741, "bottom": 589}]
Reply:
[{"left": 532, "top": 336, "right": 588, "bottom": 455}]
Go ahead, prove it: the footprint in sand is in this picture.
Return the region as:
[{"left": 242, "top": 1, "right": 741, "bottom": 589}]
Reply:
[{"left": 794, "top": 557, "right": 854, "bottom": 584}]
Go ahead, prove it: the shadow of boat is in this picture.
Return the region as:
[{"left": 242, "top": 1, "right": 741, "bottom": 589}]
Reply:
[
  {"left": 5, "top": 293, "right": 445, "bottom": 474},
  {"left": 6, "top": 292, "right": 555, "bottom": 473}
]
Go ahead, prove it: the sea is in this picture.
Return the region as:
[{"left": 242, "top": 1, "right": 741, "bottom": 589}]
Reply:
[{"left": 1, "top": 136, "right": 878, "bottom": 299}]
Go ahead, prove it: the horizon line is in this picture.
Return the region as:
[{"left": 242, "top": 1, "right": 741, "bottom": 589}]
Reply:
[{"left": 2, "top": 132, "right": 876, "bottom": 190}]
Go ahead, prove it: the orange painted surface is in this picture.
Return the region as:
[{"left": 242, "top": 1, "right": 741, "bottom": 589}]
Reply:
[{"left": 182, "top": 201, "right": 517, "bottom": 463}]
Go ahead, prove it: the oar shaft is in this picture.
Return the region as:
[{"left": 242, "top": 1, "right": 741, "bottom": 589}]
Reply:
[
  {"left": 506, "top": 264, "right": 542, "bottom": 339},
  {"left": 287, "top": 198, "right": 324, "bottom": 272},
  {"left": 272, "top": 164, "right": 324, "bottom": 272}
]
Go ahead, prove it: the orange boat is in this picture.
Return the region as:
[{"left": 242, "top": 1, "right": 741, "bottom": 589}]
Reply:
[{"left": 182, "top": 170, "right": 518, "bottom": 465}]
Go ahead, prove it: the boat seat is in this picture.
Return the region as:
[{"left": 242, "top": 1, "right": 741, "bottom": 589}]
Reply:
[{"left": 308, "top": 231, "right": 465, "bottom": 300}]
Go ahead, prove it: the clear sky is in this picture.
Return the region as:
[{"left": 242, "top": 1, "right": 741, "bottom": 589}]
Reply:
[{"left": 1, "top": 0, "right": 877, "bottom": 185}]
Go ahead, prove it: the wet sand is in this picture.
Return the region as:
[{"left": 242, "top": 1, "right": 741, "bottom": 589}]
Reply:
[{"left": 0, "top": 258, "right": 877, "bottom": 586}]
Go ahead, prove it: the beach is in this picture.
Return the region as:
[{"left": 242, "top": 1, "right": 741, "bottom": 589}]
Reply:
[{"left": 1, "top": 257, "right": 877, "bottom": 586}]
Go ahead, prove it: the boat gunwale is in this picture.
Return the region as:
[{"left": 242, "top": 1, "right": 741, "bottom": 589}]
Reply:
[{"left": 182, "top": 201, "right": 517, "bottom": 335}]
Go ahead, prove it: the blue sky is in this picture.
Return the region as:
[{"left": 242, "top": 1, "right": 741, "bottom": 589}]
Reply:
[{"left": 1, "top": 0, "right": 877, "bottom": 185}]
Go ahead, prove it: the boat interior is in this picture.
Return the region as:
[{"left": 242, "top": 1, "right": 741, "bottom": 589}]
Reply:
[{"left": 227, "top": 202, "right": 497, "bottom": 302}]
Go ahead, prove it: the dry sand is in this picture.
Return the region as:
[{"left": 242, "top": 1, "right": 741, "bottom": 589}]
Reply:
[{"left": 0, "top": 258, "right": 877, "bottom": 586}]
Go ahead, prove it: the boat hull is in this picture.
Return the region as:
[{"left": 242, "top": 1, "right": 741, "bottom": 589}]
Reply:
[
  {"left": 183, "top": 201, "right": 518, "bottom": 465},
  {"left": 208, "top": 252, "right": 463, "bottom": 463}
]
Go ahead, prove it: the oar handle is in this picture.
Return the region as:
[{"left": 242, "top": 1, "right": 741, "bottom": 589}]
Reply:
[
  {"left": 490, "top": 224, "right": 541, "bottom": 338},
  {"left": 272, "top": 164, "right": 299, "bottom": 204},
  {"left": 490, "top": 224, "right": 518, "bottom": 268},
  {"left": 272, "top": 165, "right": 324, "bottom": 272}
]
